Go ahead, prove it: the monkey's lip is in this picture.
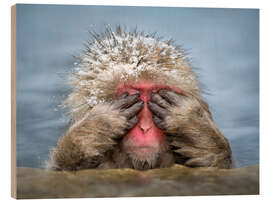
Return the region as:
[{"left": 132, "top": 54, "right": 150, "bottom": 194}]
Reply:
[
  {"left": 131, "top": 146, "right": 156, "bottom": 151},
  {"left": 125, "top": 145, "right": 159, "bottom": 157},
  {"left": 125, "top": 145, "right": 157, "bottom": 150}
]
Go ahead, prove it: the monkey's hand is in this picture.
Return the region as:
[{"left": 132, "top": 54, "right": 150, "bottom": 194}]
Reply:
[
  {"left": 49, "top": 92, "right": 143, "bottom": 170},
  {"left": 111, "top": 92, "right": 144, "bottom": 136},
  {"left": 148, "top": 89, "right": 232, "bottom": 169}
]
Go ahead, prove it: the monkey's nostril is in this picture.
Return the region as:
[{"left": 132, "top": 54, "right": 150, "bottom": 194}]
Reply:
[{"left": 139, "top": 125, "right": 152, "bottom": 133}]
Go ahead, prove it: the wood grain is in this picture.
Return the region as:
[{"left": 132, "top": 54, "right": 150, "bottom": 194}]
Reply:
[{"left": 11, "top": 4, "right": 17, "bottom": 199}]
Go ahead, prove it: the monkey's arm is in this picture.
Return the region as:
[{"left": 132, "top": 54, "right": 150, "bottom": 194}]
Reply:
[
  {"left": 49, "top": 93, "right": 143, "bottom": 170},
  {"left": 148, "top": 90, "right": 233, "bottom": 169}
]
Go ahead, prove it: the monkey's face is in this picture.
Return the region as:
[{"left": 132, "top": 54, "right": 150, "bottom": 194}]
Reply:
[{"left": 117, "top": 80, "right": 182, "bottom": 162}]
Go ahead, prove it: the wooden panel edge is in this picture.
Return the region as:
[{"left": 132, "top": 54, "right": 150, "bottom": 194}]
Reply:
[{"left": 11, "top": 4, "right": 17, "bottom": 199}]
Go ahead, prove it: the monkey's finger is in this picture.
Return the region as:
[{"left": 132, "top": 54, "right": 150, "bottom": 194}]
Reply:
[
  {"left": 121, "top": 93, "right": 141, "bottom": 108},
  {"left": 147, "top": 101, "right": 169, "bottom": 119},
  {"left": 151, "top": 93, "right": 171, "bottom": 109},
  {"left": 113, "top": 93, "right": 128, "bottom": 109},
  {"left": 115, "top": 93, "right": 140, "bottom": 109},
  {"left": 126, "top": 115, "right": 139, "bottom": 130},
  {"left": 117, "top": 92, "right": 129, "bottom": 100},
  {"left": 123, "top": 101, "right": 144, "bottom": 119},
  {"left": 185, "top": 157, "right": 212, "bottom": 167},
  {"left": 152, "top": 115, "right": 166, "bottom": 130},
  {"left": 158, "top": 89, "right": 182, "bottom": 106},
  {"left": 174, "top": 147, "right": 208, "bottom": 158}
]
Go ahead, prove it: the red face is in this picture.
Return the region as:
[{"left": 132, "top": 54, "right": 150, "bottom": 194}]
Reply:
[{"left": 117, "top": 80, "right": 183, "bottom": 161}]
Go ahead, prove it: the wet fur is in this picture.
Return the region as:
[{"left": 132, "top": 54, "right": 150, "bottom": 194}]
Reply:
[
  {"left": 49, "top": 104, "right": 126, "bottom": 170},
  {"left": 164, "top": 96, "right": 232, "bottom": 168}
]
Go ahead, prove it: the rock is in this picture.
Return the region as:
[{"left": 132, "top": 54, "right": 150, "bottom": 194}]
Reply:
[{"left": 16, "top": 164, "right": 259, "bottom": 199}]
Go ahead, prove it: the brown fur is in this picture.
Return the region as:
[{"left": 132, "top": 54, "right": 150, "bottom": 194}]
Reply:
[
  {"left": 164, "top": 96, "right": 232, "bottom": 168},
  {"left": 49, "top": 26, "right": 233, "bottom": 170},
  {"left": 49, "top": 104, "right": 127, "bottom": 170}
]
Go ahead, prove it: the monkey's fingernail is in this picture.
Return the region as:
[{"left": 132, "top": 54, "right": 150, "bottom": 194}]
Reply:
[
  {"left": 158, "top": 89, "right": 168, "bottom": 94},
  {"left": 121, "top": 92, "right": 129, "bottom": 97}
]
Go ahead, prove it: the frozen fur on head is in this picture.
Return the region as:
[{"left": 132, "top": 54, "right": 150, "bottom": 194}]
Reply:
[{"left": 65, "top": 26, "right": 201, "bottom": 121}]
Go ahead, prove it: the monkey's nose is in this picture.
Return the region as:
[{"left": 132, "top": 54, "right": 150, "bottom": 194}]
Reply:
[
  {"left": 139, "top": 122, "right": 152, "bottom": 133},
  {"left": 138, "top": 104, "right": 153, "bottom": 133}
]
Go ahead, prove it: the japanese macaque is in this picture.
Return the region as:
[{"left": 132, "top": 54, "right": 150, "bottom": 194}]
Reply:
[{"left": 48, "top": 26, "right": 233, "bottom": 171}]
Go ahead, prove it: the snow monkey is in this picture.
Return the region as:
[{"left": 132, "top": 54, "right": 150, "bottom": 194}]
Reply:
[{"left": 49, "top": 26, "right": 233, "bottom": 171}]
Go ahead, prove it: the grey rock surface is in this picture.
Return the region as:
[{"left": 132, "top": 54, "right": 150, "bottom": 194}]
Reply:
[{"left": 16, "top": 164, "right": 259, "bottom": 199}]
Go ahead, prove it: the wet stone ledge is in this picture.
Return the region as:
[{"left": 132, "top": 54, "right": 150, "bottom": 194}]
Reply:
[{"left": 16, "top": 164, "right": 259, "bottom": 199}]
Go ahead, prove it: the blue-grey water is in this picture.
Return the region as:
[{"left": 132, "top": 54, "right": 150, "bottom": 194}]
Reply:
[{"left": 16, "top": 4, "right": 259, "bottom": 168}]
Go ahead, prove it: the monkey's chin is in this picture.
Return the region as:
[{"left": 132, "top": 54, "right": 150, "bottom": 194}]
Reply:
[
  {"left": 122, "top": 138, "right": 165, "bottom": 168},
  {"left": 127, "top": 146, "right": 159, "bottom": 161},
  {"left": 123, "top": 145, "right": 161, "bottom": 169}
]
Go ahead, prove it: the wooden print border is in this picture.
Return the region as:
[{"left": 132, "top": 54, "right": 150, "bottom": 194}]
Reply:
[{"left": 11, "top": 4, "right": 17, "bottom": 199}]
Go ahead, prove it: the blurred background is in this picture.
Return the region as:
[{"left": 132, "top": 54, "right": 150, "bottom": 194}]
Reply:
[{"left": 16, "top": 4, "right": 259, "bottom": 168}]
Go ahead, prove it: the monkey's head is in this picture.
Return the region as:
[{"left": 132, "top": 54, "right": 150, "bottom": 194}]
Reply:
[{"left": 65, "top": 26, "right": 202, "bottom": 167}]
